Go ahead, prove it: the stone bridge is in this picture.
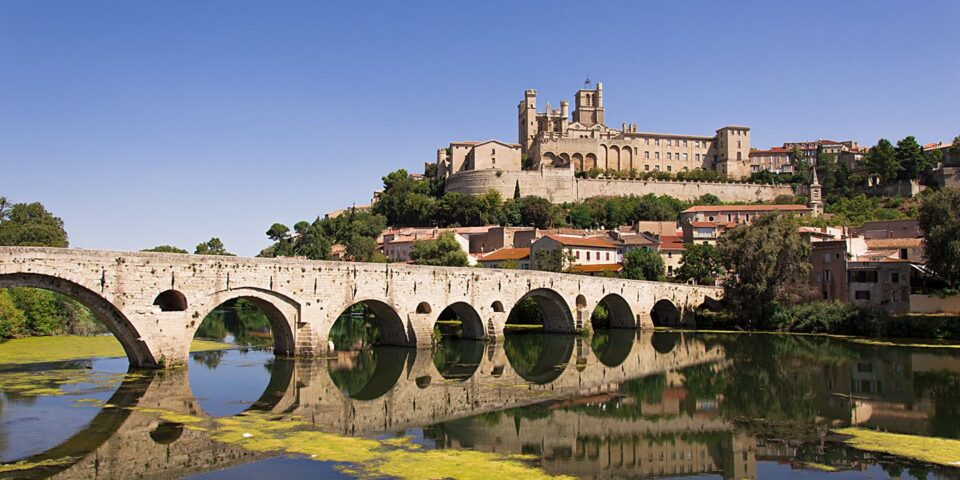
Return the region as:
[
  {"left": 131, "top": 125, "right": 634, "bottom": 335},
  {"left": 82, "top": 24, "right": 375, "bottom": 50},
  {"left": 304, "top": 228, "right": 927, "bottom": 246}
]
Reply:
[
  {"left": 2, "top": 331, "right": 729, "bottom": 479},
  {"left": 0, "top": 247, "right": 722, "bottom": 368}
]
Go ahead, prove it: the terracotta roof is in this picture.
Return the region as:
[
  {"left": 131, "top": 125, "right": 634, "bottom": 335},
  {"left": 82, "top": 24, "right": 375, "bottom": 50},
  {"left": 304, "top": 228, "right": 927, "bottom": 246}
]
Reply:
[
  {"left": 658, "top": 235, "right": 686, "bottom": 251},
  {"left": 479, "top": 247, "right": 530, "bottom": 262},
  {"left": 540, "top": 234, "right": 617, "bottom": 249},
  {"left": 865, "top": 238, "right": 923, "bottom": 249},
  {"left": 682, "top": 204, "right": 810, "bottom": 213},
  {"left": 568, "top": 264, "right": 623, "bottom": 273},
  {"left": 615, "top": 235, "right": 657, "bottom": 246},
  {"left": 689, "top": 221, "right": 737, "bottom": 229},
  {"left": 749, "top": 147, "right": 791, "bottom": 155}
]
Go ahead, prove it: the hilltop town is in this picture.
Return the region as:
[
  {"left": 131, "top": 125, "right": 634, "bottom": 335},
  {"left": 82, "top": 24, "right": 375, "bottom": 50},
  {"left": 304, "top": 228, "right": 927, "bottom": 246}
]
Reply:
[{"left": 317, "top": 82, "right": 960, "bottom": 322}]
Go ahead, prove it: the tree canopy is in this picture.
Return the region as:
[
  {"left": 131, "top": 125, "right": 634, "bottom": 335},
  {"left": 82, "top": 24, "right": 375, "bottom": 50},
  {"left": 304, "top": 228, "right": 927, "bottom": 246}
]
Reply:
[
  {"left": 863, "top": 138, "right": 900, "bottom": 183},
  {"left": 142, "top": 245, "right": 188, "bottom": 254},
  {"left": 717, "top": 215, "right": 813, "bottom": 326},
  {"left": 675, "top": 243, "right": 723, "bottom": 285},
  {"left": 0, "top": 197, "right": 68, "bottom": 248},
  {"left": 620, "top": 248, "right": 664, "bottom": 281},
  {"left": 409, "top": 232, "right": 469, "bottom": 267},
  {"left": 918, "top": 188, "right": 960, "bottom": 287},
  {"left": 195, "top": 237, "right": 234, "bottom": 256}
]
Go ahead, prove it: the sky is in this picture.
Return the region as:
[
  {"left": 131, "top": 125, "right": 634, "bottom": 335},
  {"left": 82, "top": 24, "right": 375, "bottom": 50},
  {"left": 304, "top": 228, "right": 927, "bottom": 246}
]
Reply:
[{"left": 1, "top": 1, "right": 958, "bottom": 256}]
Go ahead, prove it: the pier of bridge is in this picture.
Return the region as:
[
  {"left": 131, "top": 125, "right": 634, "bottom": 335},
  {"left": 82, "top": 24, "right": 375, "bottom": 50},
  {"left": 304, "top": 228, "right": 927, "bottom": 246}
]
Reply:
[{"left": 0, "top": 247, "right": 722, "bottom": 368}]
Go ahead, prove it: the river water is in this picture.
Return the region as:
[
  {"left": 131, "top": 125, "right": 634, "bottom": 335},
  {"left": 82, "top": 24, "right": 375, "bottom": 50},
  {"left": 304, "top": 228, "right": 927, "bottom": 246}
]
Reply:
[{"left": 2, "top": 330, "right": 960, "bottom": 479}]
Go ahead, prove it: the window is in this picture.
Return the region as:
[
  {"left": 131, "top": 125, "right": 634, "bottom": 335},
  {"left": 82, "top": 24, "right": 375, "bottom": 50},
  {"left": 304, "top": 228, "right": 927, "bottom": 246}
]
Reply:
[
  {"left": 655, "top": 165, "right": 661, "bottom": 171},
  {"left": 645, "top": 138, "right": 650, "bottom": 145},
  {"left": 667, "top": 152, "right": 672, "bottom": 160},
  {"left": 891, "top": 272, "right": 900, "bottom": 283},
  {"left": 683, "top": 153, "right": 688, "bottom": 161},
  {"left": 737, "top": 140, "right": 741, "bottom": 148},
  {"left": 645, "top": 164, "right": 650, "bottom": 171},
  {"left": 683, "top": 140, "right": 688, "bottom": 147},
  {"left": 656, "top": 139, "right": 660, "bottom": 146},
  {"left": 667, "top": 165, "right": 672, "bottom": 172},
  {"left": 855, "top": 290, "right": 871, "bottom": 300},
  {"left": 825, "top": 270, "right": 831, "bottom": 281},
  {"left": 606, "top": 252, "right": 610, "bottom": 261},
  {"left": 667, "top": 139, "right": 672, "bottom": 146},
  {"left": 655, "top": 152, "right": 660, "bottom": 160},
  {"left": 645, "top": 151, "right": 650, "bottom": 159},
  {"left": 668, "top": 266, "right": 673, "bottom": 275},
  {"left": 695, "top": 154, "right": 700, "bottom": 161},
  {"left": 586, "top": 251, "right": 591, "bottom": 261},
  {"left": 850, "top": 270, "right": 879, "bottom": 283}
]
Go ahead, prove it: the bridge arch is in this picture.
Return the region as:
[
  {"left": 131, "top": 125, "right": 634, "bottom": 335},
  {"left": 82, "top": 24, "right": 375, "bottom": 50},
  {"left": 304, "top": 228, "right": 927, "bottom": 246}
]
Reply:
[
  {"left": 508, "top": 288, "right": 575, "bottom": 333},
  {"left": 154, "top": 289, "right": 188, "bottom": 312},
  {"left": 650, "top": 299, "right": 681, "bottom": 327},
  {"left": 434, "top": 301, "right": 485, "bottom": 340},
  {"left": 331, "top": 298, "right": 410, "bottom": 348},
  {"left": 193, "top": 288, "right": 298, "bottom": 356},
  {"left": 0, "top": 272, "right": 156, "bottom": 367},
  {"left": 590, "top": 293, "right": 635, "bottom": 329}
]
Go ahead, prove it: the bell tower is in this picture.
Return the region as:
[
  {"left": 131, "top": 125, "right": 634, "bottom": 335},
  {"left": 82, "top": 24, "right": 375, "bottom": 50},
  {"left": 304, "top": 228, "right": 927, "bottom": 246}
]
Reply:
[
  {"left": 572, "top": 79, "right": 604, "bottom": 126},
  {"left": 518, "top": 89, "right": 538, "bottom": 154},
  {"left": 809, "top": 167, "right": 823, "bottom": 217}
]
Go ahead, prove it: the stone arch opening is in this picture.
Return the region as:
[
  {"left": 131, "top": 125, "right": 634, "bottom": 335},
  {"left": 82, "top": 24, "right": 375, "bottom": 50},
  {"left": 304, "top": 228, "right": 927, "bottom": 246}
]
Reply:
[
  {"left": 585, "top": 153, "right": 597, "bottom": 170},
  {"left": 194, "top": 295, "right": 295, "bottom": 356},
  {"left": 329, "top": 299, "right": 410, "bottom": 350},
  {"left": 505, "top": 288, "right": 575, "bottom": 334},
  {"left": 153, "top": 289, "right": 187, "bottom": 312},
  {"left": 0, "top": 273, "right": 156, "bottom": 367},
  {"left": 327, "top": 347, "right": 410, "bottom": 401},
  {"left": 504, "top": 334, "right": 575, "bottom": 384},
  {"left": 416, "top": 302, "right": 432, "bottom": 314},
  {"left": 572, "top": 153, "right": 584, "bottom": 171},
  {"left": 434, "top": 302, "right": 485, "bottom": 340},
  {"left": 575, "top": 294, "right": 587, "bottom": 310},
  {"left": 491, "top": 300, "right": 505, "bottom": 313},
  {"left": 590, "top": 294, "right": 635, "bottom": 329},
  {"left": 650, "top": 299, "right": 681, "bottom": 327}
]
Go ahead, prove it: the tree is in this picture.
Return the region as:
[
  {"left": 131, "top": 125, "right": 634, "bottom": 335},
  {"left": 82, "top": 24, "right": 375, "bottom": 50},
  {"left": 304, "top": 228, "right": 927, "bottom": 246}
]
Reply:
[
  {"left": 951, "top": 135, "right": 960, "bottom": 163},
  {"left": 195, "top": 237, "right": 234, "bottom": 256},
  {"left": 863, "top": 138, "right": 899, "bottom": 182},
  {"left": 675, "top": 243, "right": 723, "bottom": 285},
  {"left": 532, "top": 248, "right": 574, "bottom": 272},
  {"left": 513, "top": 180, "right": 521, "bottom": 200},
  {"left": 789, "top": 146, "right": 811, "bottom": 177},
  {"left": 518, "top": 196, "right": 559, "bottom": 228},
  {"left": 410, "top": 232, "right": 469, "bottom": 267},
  {"left": 717, "top": 215, "right": 813, "bottom": 326},
  {"left": 620, "top": 248, "right": 664, "bottom": 281},
  {"left": 345, "top": 234, "right": 378, "bottom": 262},
  {"left": 0, "top": 200, "right": 68, "bottom": 247},
  {"left": 142, "top": 245, "right": 187, "bottom": 254},
  {"left": 895, "top": 136, "right": 929, "bottom": 180},
  {"left": 918, "top": 188, "right": 960, "bottom": 287},
  {"left": 0, "top": 289, "right": 26, "bottom": 338},
  {"left": 266, "top": 223, "right": 290, "bottom": 242}
]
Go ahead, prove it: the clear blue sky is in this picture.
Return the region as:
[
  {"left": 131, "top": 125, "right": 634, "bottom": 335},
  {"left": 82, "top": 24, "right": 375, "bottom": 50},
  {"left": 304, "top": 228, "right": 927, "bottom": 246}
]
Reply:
[{"left": 2, "top": 1, "right": 957, "bottom": 256}]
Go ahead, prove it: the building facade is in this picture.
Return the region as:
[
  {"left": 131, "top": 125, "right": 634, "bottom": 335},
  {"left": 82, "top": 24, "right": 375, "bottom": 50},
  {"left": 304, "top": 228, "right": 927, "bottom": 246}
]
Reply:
[
  {"left": 518, "top": 83, "right": 753, "bottom": 179},
  {"left": 437, "top": 140, "right": 522, "bottom": 178}
]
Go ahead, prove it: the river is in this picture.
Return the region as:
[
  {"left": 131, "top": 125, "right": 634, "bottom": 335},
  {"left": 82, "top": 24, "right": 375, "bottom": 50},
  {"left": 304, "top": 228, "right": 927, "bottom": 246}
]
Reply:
[{"left": 2, "top": 329, "right": 960, "bottom": 479}]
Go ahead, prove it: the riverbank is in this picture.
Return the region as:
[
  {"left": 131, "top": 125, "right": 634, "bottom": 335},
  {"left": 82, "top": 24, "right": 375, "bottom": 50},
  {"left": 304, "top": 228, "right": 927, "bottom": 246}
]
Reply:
[
  {"left": 696, "top": 304, "right": 960, "bottom": 342},
  {"left": 659, "top": 326, "right": 960, "bottom": 350},
  {"left": 0, "top": 335, "right": 233, "bottom": 364}
]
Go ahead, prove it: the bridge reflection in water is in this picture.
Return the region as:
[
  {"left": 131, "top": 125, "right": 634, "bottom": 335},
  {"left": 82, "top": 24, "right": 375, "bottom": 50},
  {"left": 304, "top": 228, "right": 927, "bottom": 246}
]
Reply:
[{"left": 8, "top": 331, "right": 960, "bottom": 479}]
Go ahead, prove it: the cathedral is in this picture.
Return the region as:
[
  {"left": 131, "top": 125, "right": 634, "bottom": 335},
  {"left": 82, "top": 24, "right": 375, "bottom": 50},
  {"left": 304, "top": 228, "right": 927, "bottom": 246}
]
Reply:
[
  {"left": 518, "top": 82, "right": 752, "bottom": 179},
  {"left": 437, "top": 82, "right": 753, "bottom": 180}
]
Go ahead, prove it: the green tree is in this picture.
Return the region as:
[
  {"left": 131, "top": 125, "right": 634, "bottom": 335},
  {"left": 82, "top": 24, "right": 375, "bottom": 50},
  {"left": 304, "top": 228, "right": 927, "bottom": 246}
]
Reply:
[
  {"left": 951, "top": 135, "right": 960, "bottom": 163},
  {"left": 620, "top": 248, "right": 664, "bottom": 281},
  {"left": 410, "top": 232, "right": 469, "bottom": 267},
  {"left": 531, "top": 248, "right": 574, "bottom": 272},
  {"left": 513, "top": 180, "right": 521, "bottom": 200},
  {"left": 0, "top": 200, "right": 68, "bottom": 247},
  {"left": 142, "top": 245, "right": 188, "bottom": 254},
  {"left": 895, "top": 136, "right": 929, "bottom": 180},
  {"left": 345, "top": 234, "right": 378, "bottom": 262},
  {"left": 863, "top": 138, "right": 900, "bottom": 182},
  {"left": 789, "top": 146, "right": 811, "bottom": 177},
  {"left": 266, "top": 223, "right": 291, "bottom": 242},
  {"left": 675, "top": 243, "right": 723, "bottom": 285},
  {"left": 918, "top": 188, "right": 960, "bottom": 287},
  {"left": 518, "top": 196, "right": 559, "bottom": 228},
  {"left": 195, "top": 237, "right": 234, "bottom": 256},
  {"left": 8, "top": 287, "right": 64, "bottom": 335},
  {"left": 0, "top": 289, "right": 26, "bottom": 338},
  {"left": 717, "top": 215, "right": 813, "bottom": 326}
]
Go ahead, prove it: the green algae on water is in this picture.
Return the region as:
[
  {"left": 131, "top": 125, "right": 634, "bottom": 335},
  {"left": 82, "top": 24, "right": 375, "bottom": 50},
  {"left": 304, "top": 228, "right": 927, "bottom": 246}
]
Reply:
[
  {"left": 0, "top": 335, "right": 234, "bottom": 364},
  {"left": 0, "top": 457, "right": 77, "bottom": 473},
  {"left": 834, "top": 427, "right": 960, "bottom": 467}
]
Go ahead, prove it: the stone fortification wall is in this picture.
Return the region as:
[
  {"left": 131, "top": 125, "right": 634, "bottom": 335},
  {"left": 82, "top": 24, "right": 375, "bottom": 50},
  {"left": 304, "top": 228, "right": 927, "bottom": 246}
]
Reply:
[{"left": 446, "top": 168, "right": 796, "bottom": 203}]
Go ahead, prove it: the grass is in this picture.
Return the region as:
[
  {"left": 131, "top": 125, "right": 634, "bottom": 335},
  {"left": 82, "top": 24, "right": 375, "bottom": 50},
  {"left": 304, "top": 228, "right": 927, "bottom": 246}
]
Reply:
[
  {"left": 0, "top": 335, "right": 233, "bottom": 364},
  {"left": 834, "top": 427, "right": 960, "bottom": 467}
]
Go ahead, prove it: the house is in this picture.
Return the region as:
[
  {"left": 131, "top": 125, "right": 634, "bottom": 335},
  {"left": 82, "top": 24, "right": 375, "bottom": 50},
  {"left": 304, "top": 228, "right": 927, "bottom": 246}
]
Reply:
[
  {"left": 530, "top": 235, "right": 619, "bottom": 271},
  {"left": 477, "top": 247, "right": 531, "bottom": 270},
  {"left": 680, "top": 204, "right": 812, "bottom": 225},
  {"left": 383, "top": 230, "right": 474, "bottom": 265},
  {"left": 657, "top": 235, "right": 686, "bottom": 278}
]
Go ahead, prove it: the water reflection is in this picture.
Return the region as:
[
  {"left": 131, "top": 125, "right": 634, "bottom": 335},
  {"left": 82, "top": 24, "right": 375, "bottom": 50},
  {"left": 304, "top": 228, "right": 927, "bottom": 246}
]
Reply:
[
  {"left": 503, "top": 333, "right": 576, "bottom": 384},
  {"left": 4, "top": 332, "right": 960, "bottom": 479}
]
